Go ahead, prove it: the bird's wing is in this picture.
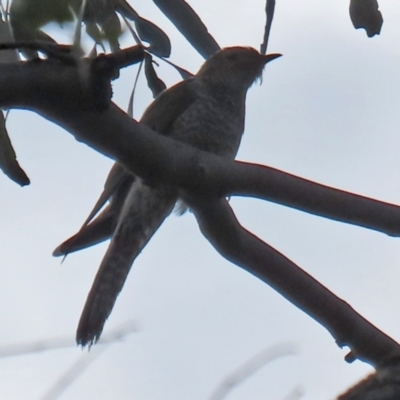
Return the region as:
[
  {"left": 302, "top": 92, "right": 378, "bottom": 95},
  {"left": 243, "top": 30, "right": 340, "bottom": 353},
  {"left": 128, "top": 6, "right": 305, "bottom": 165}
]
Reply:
[
  {"left": 54, "top": 79, "right": 198, "bottom": 256},
  {"left": 77, "top": 182, "right": 177, "bottom": 346},
  {"left": 53, "top": 163, "right": 134, "bottom": 256},
  {"left": 80, "top": 163, "right": 133, "bottom": 228},
  {"left": 140, "top": 79, "right": 198, "bottom": 133},
  {"left": 52, "top": 206, "right": 114, "bottom": 257}
]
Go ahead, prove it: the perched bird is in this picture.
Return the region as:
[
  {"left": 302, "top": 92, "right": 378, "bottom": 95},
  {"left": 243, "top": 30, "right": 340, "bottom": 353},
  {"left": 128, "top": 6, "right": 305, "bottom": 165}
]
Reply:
[{"left": 54, "top": 47, "right": 281, "bottom": 346}]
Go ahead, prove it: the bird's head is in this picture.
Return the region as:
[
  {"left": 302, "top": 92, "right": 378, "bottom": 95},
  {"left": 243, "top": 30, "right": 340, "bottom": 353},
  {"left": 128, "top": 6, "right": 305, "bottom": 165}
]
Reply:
[{"left": 197, "top": 46, "right": 281, "bottom": 89}]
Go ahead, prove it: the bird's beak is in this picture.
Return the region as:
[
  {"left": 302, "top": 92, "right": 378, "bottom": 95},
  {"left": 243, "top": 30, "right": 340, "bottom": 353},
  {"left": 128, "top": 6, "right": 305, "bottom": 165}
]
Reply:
[{"left": 262, "top": 53, "right": 282, "bottom": 64}]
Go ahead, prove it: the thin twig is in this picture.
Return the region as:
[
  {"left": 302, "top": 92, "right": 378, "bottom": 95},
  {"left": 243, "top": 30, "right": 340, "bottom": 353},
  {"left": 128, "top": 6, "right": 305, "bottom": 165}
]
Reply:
[
  {"left": 260, "top": 0, "right": 276, "bottom": 54},
  {"left": 39, "top": 321, "right": 138, "bottom": 400},
  {"left": 208, "top": 343, "right": 298, "bottom": 400},
  {"left": 0, "top": 320, "right": 138, "bottom": 358},
  {"left": 39, "top": 345, "right": 109, "bottom": 400}
]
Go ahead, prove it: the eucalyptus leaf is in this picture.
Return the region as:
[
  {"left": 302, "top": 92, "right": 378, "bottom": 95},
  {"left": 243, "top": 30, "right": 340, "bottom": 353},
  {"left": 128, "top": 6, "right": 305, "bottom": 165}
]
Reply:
[
  {"left": 144, "top": 54, "right": 167, "bottom": 98},
  {"left": 134, "top": 16, "right": 171, "bottom": 58},
  {"left": 153, "top": 0, "right": 220, "bottom": 59},
  {"left": 349, "top": 0, "right": 383, "bottom": 37},
  {"left": 0, "top": 110, "right": 30, "bottom": 186}
]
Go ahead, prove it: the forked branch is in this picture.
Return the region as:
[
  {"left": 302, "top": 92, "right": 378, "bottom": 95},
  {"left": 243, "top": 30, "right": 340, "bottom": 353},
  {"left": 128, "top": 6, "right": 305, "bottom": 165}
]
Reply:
[{"left": 189, "top": 197, "right": 400, "bottom": 367}]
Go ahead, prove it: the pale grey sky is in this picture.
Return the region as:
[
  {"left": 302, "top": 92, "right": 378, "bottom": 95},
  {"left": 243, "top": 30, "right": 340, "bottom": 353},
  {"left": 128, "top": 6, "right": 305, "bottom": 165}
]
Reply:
[{"left": 1, "top": 1, "right": 400, "bottom": 399}]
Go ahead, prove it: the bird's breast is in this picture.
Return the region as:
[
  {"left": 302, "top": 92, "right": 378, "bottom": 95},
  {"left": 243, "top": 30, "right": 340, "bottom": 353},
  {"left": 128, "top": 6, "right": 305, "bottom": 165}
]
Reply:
[{"left": 170, "top": 90, "right": 246, "bottom": 158}]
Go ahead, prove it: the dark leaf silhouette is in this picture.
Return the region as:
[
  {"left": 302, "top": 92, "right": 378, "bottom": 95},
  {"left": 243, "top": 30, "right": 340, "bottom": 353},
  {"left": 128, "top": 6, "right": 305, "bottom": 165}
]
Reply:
[
  {"left": 0, "top": 111, "right": 30, "bottom": 186},
  {"left": 349, "top": 0, "right": 383, "bottom": 37},
  {"left": 260, "top": 0, "right": 275, "bottom": 54},
  {"left": 114, "top": 3, "right": 171, "bottom": 57},
  {"left": 170, "top": 65, "right": 192, "bottom": 80},
  {"left": 134, "top": 16, "right": 171, "bottom": 57},
  {"left": 144, "top": 53, "right": 167, "bottom": 98},
  {"left": 160, "top": 57, "right": 194, "bottom": 80},
  {"left": 153, "top": 0, "right": 220, "bottom": 59}
]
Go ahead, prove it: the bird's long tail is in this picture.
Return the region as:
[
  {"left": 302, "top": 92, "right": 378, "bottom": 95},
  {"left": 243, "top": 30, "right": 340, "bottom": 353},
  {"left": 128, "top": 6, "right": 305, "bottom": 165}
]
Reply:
[{"left": 77, "top": 182, "right": 176, "bottom": 346}]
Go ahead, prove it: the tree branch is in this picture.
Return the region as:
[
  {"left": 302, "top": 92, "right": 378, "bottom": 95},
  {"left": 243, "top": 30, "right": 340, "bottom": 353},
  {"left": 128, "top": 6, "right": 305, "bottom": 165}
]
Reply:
[
  {"left": 225, "top": 161, "right": 400, "bottom": 237},
  {"left": 188, "top": 197, "right": 400, "bottom": 367},
  {"left": 0, "top": 53, "right": 400, "bottom": 238}
]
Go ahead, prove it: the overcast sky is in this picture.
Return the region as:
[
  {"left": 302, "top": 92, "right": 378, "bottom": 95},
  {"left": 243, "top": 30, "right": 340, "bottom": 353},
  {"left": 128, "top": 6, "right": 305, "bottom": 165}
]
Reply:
[{"left": 1, "top": 0, "right": 400, "bottom": 399}]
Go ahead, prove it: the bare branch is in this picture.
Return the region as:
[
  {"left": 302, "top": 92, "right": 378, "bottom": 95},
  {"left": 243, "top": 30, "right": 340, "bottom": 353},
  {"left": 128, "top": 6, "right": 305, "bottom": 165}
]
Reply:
[
  {"left": 40, "top": 346, "right": 109, "bottom": 400},
  {"left": 225, "top": 161, "right": 400, "bottom": 237},
  {"left": 189, "top": 197, "right": 400, "bottom": 367},
  {"left": 208, "top": 343, "right": 298, "bottom": 400},
  {"left": 39, "top": 321, "right": 137, "bottom": 400},
  {"left": 0, "top": 320, "right": 137, "bottom": 358}
]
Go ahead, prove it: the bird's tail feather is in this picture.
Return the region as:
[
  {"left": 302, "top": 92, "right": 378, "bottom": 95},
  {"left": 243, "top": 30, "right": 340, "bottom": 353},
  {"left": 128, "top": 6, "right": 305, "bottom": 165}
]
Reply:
[{"left": 76, "top": 183, "right": 176, "bottom": 346}]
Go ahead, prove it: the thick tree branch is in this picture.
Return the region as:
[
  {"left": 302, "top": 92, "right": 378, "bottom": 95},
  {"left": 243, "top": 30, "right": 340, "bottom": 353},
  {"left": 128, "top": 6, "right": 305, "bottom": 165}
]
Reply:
[
  {"left": 189, "top": 197, "right": 400, "bottom": 367},
  {"left": 225, "top": 162, "right": 400, "bottom": 237},
  {"left": 0, "top": 53, "right": 400, "bottom": 238}
]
